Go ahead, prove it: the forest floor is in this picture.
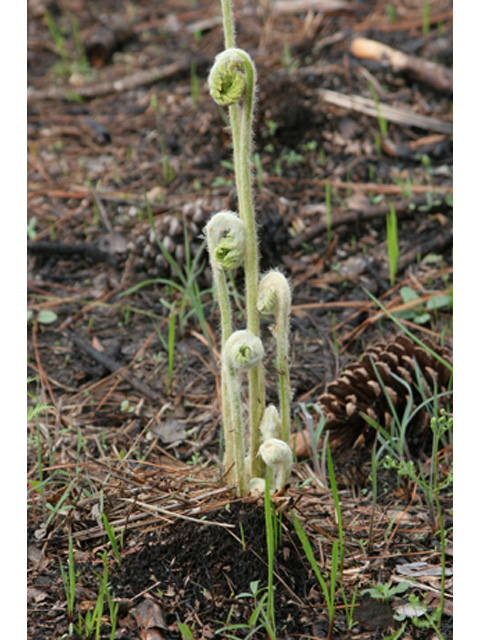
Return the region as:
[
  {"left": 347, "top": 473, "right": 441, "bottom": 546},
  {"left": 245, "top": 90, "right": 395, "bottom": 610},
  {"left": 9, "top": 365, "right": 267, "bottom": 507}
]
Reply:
[{"left": 27, "top": 1, "right": 453, "bottom": 638}]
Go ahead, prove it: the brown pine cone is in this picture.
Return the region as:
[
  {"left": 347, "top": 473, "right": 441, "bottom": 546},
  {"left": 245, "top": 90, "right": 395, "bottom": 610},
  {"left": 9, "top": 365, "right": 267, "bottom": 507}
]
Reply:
[
  {"left": 322, "top": 334, "right": 452, "bottom": 458},
  {"left": 293, "top": 334, "right": 452, "bottom": 465},
  {"left": 126, "top": 198, "right": 212, "bottom": 281}
]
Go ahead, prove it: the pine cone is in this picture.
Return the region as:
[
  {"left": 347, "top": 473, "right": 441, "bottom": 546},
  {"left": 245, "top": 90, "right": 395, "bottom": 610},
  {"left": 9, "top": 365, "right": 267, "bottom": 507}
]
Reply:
[
  {"left": 319, "top": 334, "right": 452, "bottom": 459},
  {"left": 126, "top": 198, "right": 211, "bottom": 281}
]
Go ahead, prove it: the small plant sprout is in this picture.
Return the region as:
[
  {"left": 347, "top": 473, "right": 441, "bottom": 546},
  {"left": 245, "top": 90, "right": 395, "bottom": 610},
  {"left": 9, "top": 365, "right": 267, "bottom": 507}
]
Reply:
[
  {"left": 293, "top": 512, "right": 339, "bottom": 640},
  {"left": 362, "top": 580, "right": 410, "bottom": 603},
  {"left": 205, "top": 0, "right": 294, "bottom": 495}
]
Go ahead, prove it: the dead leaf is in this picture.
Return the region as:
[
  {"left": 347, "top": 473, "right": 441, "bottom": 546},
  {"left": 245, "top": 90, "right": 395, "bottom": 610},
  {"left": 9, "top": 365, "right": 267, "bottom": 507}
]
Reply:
[
  {"left": 152, "top": 418, "right": 186, "bottom": 444},
  {"left": 133, "top": 599, "right": 167, "bottom": 630},
  {"left": 146, "top": 186, "right": 165, "bottom": 203},
  {"left": 396, "top": 561, "right": 453, "bottom": 578},
  {"left": 27, "top": 587, "right": 48, "bottom": 604},
  {"left": 140, "top": 630, "right": 165, "bottom": 640},
  {"left": 27, "top": 543, "right": 43, "bottom": 567},
  {"left": 92, "top": 336, "right": 104, "bottom": 352},
  {"left": 393, "top": 600, "right": 427, "bottom": 620},
  {"left": 426, "top": 592, "right": 454, "bottom": 616}
]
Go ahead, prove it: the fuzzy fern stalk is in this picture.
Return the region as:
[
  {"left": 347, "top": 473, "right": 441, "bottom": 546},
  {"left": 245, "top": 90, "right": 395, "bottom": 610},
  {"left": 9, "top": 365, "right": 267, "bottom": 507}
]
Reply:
[
  {"left": 206, "top": 211, "right": 245, "bottom": 484},
  {"left": 206, "top": 0, "right": 293, "bottom": 496},
  {"left": 208, "top": 44, "right": 264, "bottom": 477}
]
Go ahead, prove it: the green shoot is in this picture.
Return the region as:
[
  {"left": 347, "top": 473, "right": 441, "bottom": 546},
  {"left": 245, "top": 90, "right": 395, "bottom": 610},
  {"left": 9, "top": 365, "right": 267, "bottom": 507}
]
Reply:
[
  {"left": 178, "top": 621, "right": 194, "bottom": 639},
  {"left": 423, "top": 0, "right": 431, "bottom": 36},
  {"left": 383, "top": 622, "right": 408, "bottom": 639},
  {"left": 44, "top": 10, "right": 68, "bottom": 62},
  {"left": 102, "top": 512, "right": 123, "bottom": 569},
  {"left": 362, "top": 580, "right": 410, "bottom": 603},
  {"left": 296, "top": 403, "right": 326, "bottom": 480},
  {"left": 264, "top": 476, "right": 276, "bottom": 632},
  {"left": 341, "top": 584, "right": 358, "bottom": 632},
  {"left": 44, "top": 476, "right": 77, "bottom": 529},
  {"left": 327, "top": 444, "right": 344, "bottom": 575},
  {"left": 167, "top": 304, "right": 176, "bottom": 390},
  {"left": 120, "top": 196, "right": 212, "bottom": 347},
  {"left": 386, "top": 203, "right": 399, "bottom": 286},
  {"left": 367, "top": 442, "right": 379, "bottom": 552},
  {"left": 190, "top": 59, "right": 199, "bottom": 107},
  {"left": 76, "top": 550, "right": 118, "bottom": 639},
  {"left": 59, "top": 534, "right": 76, "bottom": 625},
  {"left": 368, "top": 82, "right": 388, "bottom": 139},
  {"left": 105, "top": 587, "right": 120, "bottom": 640},
  {"left": 325, "top": 180, "right": 332, "bottom": 245},
  {"left": 292, "top": 512, "right": 338, "bottom": 640},
  {"left": 215, "top": 580, "right": 276, "bottom": 639}
]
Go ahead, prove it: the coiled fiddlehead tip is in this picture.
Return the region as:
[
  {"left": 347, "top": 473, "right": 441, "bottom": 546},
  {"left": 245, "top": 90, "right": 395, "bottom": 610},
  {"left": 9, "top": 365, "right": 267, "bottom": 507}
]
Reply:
[
  {"left": 257, "top": 270, "right": 291, "bottom": 316},
  {"left": 257, "top": 286, "right": 277, "bottom": 315},
  {"left": 260, "top": 404, "right": 281, "bottom": 441},
  {"left": 208, "top": 48, "right": 251, "bottom": 107},
  {"left": 259, "top": 438, "right": 293, "bottom": 469},
  {"left": 206, "top": 210, "right": 246, "bottom": 270},
  {"left": 224, "top": 329, "right": 264, "bottom": 373}
]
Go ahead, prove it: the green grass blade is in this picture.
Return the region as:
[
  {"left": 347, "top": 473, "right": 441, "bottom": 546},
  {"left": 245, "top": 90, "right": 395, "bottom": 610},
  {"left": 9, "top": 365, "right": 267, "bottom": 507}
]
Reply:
[
  {"left": 292, "top": 513, "right": 330, "bottom": 604},
  {"left": 327, "top": 445, "right": 344, "bottom": 574},
  {"left": 102, "top": 513, "right": 122, "bottom": 568},
  {"left": 167, "top": 306, "right": 176, "bottom": 389},
  {"left": 386, "top": 203, "right": 399, "bottom": 286},
  {"left": 264, "top": 476, "right": 276, "bottom": 632}
]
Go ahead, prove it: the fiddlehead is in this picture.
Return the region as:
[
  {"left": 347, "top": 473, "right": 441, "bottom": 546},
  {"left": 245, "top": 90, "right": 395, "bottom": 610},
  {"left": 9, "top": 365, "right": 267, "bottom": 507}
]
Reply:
[
  {"left": 260, "top": 404, "right": 281, "bottom": 441},
  {"left": 208, "top": 50, "right": 247, "bottom": 106},
  {"left": 208, "top": 48, "right": 254, "bottom": 108},
  {"left": 208, "top": 42, "right": 263, "bottom": 479},
  {"left": 257, "top": 270, "right": 291, "bottom": 318},
  {"left": 206, "top": 211, "right": 246, "bottom": 485},
  {"left": 225, "top": 329, "right": 264, "bottom": 373},
  {"left": 206, "top": 210, "right": 246, "bottom": 271},
  {"left": 223, "top": 330, "right": 265, "bottom": 495},
  {"left": 259, "top": 437, "right": 293, "bottom": 492},
  {"left": 258, "top": 270, "right": 292, "bottom": 445},
  {"left": 257, "top": 405, "right": 292, "bottom": 492}
]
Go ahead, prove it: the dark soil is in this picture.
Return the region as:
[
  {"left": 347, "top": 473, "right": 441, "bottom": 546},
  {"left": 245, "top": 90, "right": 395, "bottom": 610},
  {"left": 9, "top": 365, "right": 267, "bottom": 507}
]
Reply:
[
  {"left": 28, "top": 0, "right": 453, "bottom": 638},
  {"left": 111, "top": 502, "right": 316, "bottom": 636}
]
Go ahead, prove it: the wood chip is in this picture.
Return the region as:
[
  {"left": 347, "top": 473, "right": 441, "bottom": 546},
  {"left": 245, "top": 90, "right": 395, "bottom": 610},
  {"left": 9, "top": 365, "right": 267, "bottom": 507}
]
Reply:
[{"left": 318, "top": 88, "right": 452, "bottom": 134}]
